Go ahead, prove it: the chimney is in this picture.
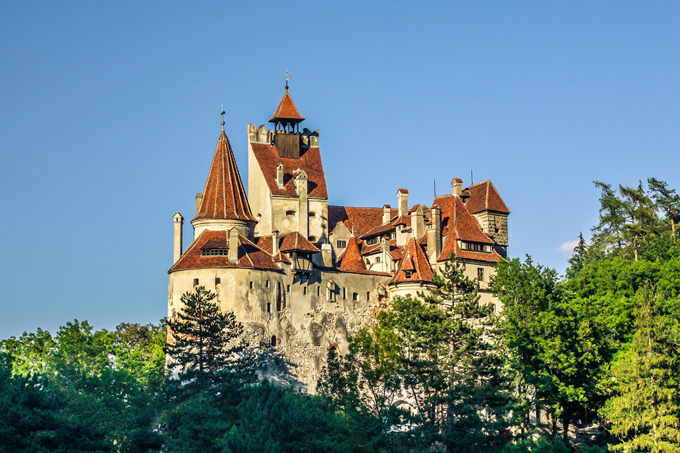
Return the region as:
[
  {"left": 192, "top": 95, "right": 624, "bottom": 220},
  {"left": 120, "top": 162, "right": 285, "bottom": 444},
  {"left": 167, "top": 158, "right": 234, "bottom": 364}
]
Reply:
[
  {"left": 195, "top": 193, "right": 204, "bottom": 216},
  {"left": 276, "top": 164, "right": 284, "bottom": 188},
  {"left": 321, "top": 243, "right": 333, "bottom": 267},
  {"left": 381, "top": 237, "right": 390, "bottom": 273},
  {"left": 451, "top": 178, "right": 462, "bottom": 196},
  {"left": 427, "top": 206, "right": 441, "bottom": 265},
  {"left": 296, "top": 171, "right": 309, "bottom": 239},
  {"left": 411, "top": 205, "right": 424, "bottom": 240},
  {"left": 383, "top": 204, "right": 391, "bottom": 224},
  {"left": 397, "top": 189, "right": 409, "bottom": 217},
  {"left": 228, "top": 228, "right": 239, "bottom": 263},
  {"left": 173, "top": 212, "right": 183, "bottom": 263},
  {"left": 272, "top": 230, "right": 280, "bottom": 255}
]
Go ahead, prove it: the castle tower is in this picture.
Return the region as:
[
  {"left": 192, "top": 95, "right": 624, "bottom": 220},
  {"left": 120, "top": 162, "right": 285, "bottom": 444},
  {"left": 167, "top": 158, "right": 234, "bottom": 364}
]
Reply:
[
  {"left": 247, "top": 81, "right": 328, "bottom": 242},
  {"left": 192, "top": 130, "right": 257, "bottom": 239}
]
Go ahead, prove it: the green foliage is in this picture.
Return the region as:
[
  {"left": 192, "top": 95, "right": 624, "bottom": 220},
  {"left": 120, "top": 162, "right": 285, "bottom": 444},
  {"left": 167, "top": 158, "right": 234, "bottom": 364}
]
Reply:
[
  {"left": 221, "top": 381, "right": 352, "bottom": 453},
  {"left": 602, "top": 288, "right": 680, "bottom": 452},
  {"left": 321, "top": 256, "right": 515, "bottom": 452},
  {"left": 492, "top": 256, "right": 609, "bottom": 439}
]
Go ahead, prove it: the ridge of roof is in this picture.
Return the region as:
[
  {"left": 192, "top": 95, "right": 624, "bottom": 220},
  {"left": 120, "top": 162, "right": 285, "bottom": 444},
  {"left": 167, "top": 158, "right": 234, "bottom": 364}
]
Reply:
[
  {"left": 194, "top": 131, "right": 256, "bottom": 222},
  {"left": 269, "top": 91, "right": 305, "bottom": 123},
  {"left": 465, "top": 180, "right": 510, "bottom": 214}
]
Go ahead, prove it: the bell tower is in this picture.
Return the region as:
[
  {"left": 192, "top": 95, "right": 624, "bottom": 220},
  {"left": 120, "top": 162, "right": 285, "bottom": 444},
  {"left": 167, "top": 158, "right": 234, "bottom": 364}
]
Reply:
[{"left": 269, "top": 71, "right": 306, "bottom": 159}]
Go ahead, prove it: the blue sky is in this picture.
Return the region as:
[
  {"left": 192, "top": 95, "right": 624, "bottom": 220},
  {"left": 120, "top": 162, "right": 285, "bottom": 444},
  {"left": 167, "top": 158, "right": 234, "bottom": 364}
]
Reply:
[{"left": 1, "top": 1, "right": 679, "bottom": 339}]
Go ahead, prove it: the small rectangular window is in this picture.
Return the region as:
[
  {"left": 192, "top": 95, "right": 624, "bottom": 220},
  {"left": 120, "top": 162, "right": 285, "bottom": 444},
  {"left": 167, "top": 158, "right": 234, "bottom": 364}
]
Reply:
[
  {"left": 286, "top": 210, "right": 295, "bottom": 216},
  {"left": 193, "top": 278, "right": 199, "bottom": 287},
  {"left": 249, "top": 281, "right": 254, "bottom": 289},
  {"left": 266, "top": 280, "right": 270, "bottom": 288},
  {"left": 367, "top": 292, "right": 371, "bottom": 301},
  {"left": 267, "top": 302, "right": 271, "bottom": 313},
  {"left": 478, "top": 267, "right": 484, "bottom": 282},
  {"left": 317, "top": 286, "right": 321, "bottom": 296},
  {"left": 215, "top": 277, "right": 220, "bottom": 285},
  {"left": 287, "top": 285, "right": 291, "bottom": 293},
  {"left": 343, "top": 288, "right": 346, "bottom": 300},
  {"left": 303, "top": 287, "right": 308, "bottom": 296},
  {"left": 353, "top": 292, "right": 358, "bottom": 301},
  {"left": 336, "top": 240, "right": 347, "bottom": 248}
]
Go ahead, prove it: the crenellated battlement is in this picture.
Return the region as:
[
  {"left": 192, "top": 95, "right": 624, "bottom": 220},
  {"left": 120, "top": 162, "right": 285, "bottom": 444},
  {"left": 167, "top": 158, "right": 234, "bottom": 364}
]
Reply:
[{"left": 248, "top": 124, "right": 319, "bottom": 147}]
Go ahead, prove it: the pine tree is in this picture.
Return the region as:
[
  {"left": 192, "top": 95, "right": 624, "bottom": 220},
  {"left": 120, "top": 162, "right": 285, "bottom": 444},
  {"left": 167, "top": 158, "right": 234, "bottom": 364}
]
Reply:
[
  {"left": 166, "top": 286, "right": 253, "bottom": 390},
  {"left": 603, "top": 288, "right": 680, "bottom": 452}
]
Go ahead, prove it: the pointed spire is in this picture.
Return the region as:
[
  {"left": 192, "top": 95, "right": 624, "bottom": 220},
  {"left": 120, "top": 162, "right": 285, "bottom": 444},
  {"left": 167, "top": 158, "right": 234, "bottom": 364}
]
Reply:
[
  {"left": 269, "top": 75, "right": 305, "bottom": 124},
  {"left": 194, "top": 131, "right": 256, "bottom": 222},
  {"left": 339, "top": 236, "right": 366, "bottom": 271}
]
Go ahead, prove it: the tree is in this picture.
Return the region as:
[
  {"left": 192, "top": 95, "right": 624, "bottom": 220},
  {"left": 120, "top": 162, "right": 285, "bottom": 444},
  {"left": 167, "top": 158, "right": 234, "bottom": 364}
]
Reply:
[
  {"left": 321, "top": 257, "right": 515, "bottom": 452},
  {"left": 165, "top": 286, "right": 254, "bottom": 390},
  {"left": 492, "top": 256, "right": 609, "bottom": 441},
  {"left": 602, "top": 288, "right": 680, "bottom": 452},
  {"left": 648, "top": 177, "right": 680, "bottom": 242},
  {"left": 566, "top": 232, "right": 588, "bottom": 280}
]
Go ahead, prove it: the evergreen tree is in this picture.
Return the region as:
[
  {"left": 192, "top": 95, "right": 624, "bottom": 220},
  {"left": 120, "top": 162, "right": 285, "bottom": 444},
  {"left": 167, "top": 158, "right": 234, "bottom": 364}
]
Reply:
[
  {"left": 566, "top": 232, "right": 588, "bottom": 280},
  {"left": 648, "top": 177, "right": 680, "bottom": 242},
  {"left": 603, "top": 288, "right": 680, "bottom": 452},
  {"left": 166, "top": 286, "right": 254, "bottom": 390}
]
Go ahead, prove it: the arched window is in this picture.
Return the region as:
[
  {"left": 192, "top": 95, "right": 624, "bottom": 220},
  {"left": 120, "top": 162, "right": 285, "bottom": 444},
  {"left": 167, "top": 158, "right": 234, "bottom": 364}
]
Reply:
[{"left": 271, "top": 335, "right": 277, "bottom": 347}]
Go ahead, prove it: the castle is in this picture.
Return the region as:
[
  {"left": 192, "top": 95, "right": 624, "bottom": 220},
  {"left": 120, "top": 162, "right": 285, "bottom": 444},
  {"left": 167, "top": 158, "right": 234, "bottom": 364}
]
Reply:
[{"left": 168, "top": 84, "right": 510, "bottom": 388}]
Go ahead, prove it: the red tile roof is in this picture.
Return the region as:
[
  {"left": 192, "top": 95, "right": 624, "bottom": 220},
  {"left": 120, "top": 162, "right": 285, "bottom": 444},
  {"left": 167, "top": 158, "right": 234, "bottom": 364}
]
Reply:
[
  {"left": 465, "top": 180, "right": 510, "bottom": 214},
  {"left": 279, "top": 232, "right": 321, "bottom": 253},
  {"left": 337, "top": 236, "right": 366, "bottom": 271},
  {"left": 360, "top": 215, "right": 411, "bottom": 239},
  {"left": 269, "top": 91, "right": 305, "bottom": 123},
  {"left": 194, "top": 132, "right": 256, "bottom": 222},
  {"left": 434, "top": 194, "right": 501, "bottom": 264},
  {"left": 169, "top": 230, "right": 281, "bottom": 272},
  {"left": 389, "top": 238, "right": 435, "bottom": 285},
  {"left": 250, "top": 143, "right": 328, "bottom": 198},
  {"left": 328, "top": 206, "right": 398, "bottom": 237}
]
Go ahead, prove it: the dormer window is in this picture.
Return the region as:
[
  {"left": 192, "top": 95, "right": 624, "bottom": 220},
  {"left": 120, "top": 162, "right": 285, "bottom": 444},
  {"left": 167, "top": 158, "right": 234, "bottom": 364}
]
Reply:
[
  {"left": 404, "top": 270, "right": 414, "bottom": 278},
  {"left": 366, "top": 237, "right": 379, "bottom": 245},
  {"left": 202, "top": 248, "right": 228, "bottom": 256},
  {"left": 461, "top": 242, "right": 491, "bottom": 253}
]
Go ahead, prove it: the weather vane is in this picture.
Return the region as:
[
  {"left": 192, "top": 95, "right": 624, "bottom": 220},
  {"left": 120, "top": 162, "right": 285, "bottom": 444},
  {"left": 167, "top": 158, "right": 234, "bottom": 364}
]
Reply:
[
  {"left": 285, "top": 69, "right": 291, "bottom": 91},
  {"left": 220, "top": 104, "right": 225, "bottom": 131}
]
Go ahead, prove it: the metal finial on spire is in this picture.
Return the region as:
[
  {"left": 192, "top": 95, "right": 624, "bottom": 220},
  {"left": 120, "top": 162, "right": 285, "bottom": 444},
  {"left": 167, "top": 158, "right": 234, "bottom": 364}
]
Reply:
[
  {"left": 285, "top": 69, "right": 291, "bottom": 91},
  {"left": 220, "top": 104, "right": 225, "bottom": 131}
]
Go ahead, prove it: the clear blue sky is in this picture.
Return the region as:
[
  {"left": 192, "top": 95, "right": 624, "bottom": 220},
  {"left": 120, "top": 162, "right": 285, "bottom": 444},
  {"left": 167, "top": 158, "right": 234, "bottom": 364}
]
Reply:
[{"left": 1, "top": 1, "right": 679, "bottom": 339}]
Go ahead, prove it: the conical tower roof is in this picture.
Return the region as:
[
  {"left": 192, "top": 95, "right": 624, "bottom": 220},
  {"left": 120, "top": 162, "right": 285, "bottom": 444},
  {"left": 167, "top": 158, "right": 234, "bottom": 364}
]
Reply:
[
  {"left": 389, "top": 238, "right": 434, "bottom": 285},
  {"left": 194, "top": 131, "right": 256, "bottom": 222},
  {"left": 269, "top": 90, "right": 305, "bottom": 124},
  {"left": 338, "top": 236, "right": 367, "bottom": 271}
]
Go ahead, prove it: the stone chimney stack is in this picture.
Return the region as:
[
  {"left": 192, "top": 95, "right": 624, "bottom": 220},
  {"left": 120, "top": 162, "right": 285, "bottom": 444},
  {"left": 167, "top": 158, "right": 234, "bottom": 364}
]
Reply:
[
  {"left": 276, "top": 164, "right": 284, "bottom": 188},
  {"left": 381, "top": 237, "right": 391, "bottom": 273},
  {"left": 321, "top": 243, "right": 333, "bottom": 267},
  {"left": 397, "top": 189, "right": 409, "bottom": 217},
  {"left": 451, "top": 178, "right": 463, "bottom": 196},
  {"left": 383, "top": 204, "right": 391, "bottom": 224},
  {"left": 195, "top": 193, "right": 204, "bottom": 216},
  {"left": 295, "top": 170, "right": 309, "bottom": 239},
  {"left": 427, "top": 206, "right": 441, "bottom": 265},
  {"left": 272, "top": 230, "right": 280, "bottom": 255},
  {"left": 411, "top": 205, "right": 424, "bottom": 239},
  {"left": 173, "top": 212, "right": 184, "bottom": 263},
  {"left": 228, "top": 228, "right": 239, "bottom": 263}
]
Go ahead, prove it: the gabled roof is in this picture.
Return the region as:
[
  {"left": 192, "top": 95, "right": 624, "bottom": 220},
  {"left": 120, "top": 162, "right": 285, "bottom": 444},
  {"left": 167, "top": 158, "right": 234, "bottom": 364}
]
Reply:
[
  {"left": 280, "top": 232, "right": 321, "bottom": 253},
  {"left": 328, "top": 206, "right": 398, "bottom": 237},
  {"left": 388, "top": 238, "right": 434, "bottom": 285},
  {"left": 465, "top": 180, "right": 510, "bottom": 214},
  {"left": 169, "top": 230, "right": 280, "bottom": 272},
  {"left": 194, "top": 132, "right": 256, "bottom": 222},
  {"left": 360, "top": 215, "right": 411, "bottom": 240},
  {"left": 434, "top": 194, "right": 501, "bottom": 264},
  {"left": 250, "top": 143, "right": 328, "bottom": 198},
  {"left": 269, "top": 91, "right": 305, "bottom": 123},
  {"left": 337, "top": 236, "right": 366, "bottom": 272}
]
